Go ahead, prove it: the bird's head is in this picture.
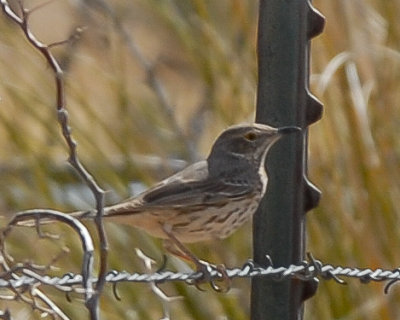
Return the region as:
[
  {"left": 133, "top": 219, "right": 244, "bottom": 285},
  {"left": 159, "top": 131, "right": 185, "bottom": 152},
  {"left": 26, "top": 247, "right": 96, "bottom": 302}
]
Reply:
[{"left": 207, "top": 123, "right": 301, "bottom": 174}]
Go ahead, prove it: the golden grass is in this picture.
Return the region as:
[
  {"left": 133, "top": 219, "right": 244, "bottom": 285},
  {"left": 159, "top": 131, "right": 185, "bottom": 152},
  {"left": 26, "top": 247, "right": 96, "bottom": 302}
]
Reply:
[{"left": 0, "top": 0, "right": 400, "bottom": 319}]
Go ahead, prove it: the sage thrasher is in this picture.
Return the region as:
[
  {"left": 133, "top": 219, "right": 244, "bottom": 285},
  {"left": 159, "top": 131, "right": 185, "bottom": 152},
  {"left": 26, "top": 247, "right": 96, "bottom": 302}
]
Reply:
[{"left": 78, "top": 123, "right": 300, "bottom": 264}]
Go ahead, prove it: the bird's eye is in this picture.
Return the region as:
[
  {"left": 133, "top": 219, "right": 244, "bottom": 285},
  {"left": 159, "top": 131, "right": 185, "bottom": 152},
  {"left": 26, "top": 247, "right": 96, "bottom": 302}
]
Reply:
[{"left": 244, "top": 132, "right": 257, "bottom": 141}]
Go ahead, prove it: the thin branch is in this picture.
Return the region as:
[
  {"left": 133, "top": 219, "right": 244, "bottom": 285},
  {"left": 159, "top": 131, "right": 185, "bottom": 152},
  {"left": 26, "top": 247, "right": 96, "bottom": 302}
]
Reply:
[
  {"left": 48, "top": 27, "right": 85, "bottom": 49},
  {"left": 1, "top": 210, "right": 95, "bottom": 297},
  {"left": 0, "top": 310, "right": 11, "bottom": 320},
  {"left": 32, "top": 287, "right": 70, "bottom": 320},
  {"left": 0, "top": 1, "right": 108, "bottom": 318},
  {"left": 0, "top": 209, "right": 94, "bottom": 319},
  {"left": 136, "top": 249, "right": 182, "bottom": 320},
  {"left": 7, "top": 279, "right": 67, "bottom": 319}
]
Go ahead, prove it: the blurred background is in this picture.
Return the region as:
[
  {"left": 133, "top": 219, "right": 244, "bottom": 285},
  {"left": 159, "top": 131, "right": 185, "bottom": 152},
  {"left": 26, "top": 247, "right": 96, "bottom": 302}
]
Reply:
[{"left": 0, "top": 0, "right": 400, "bottom": 319}]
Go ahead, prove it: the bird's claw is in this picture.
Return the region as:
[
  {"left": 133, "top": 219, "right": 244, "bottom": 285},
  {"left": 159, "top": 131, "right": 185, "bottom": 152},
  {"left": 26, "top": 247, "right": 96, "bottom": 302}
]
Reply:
[{"left": 190, "top": 260, "right": 231, "bottom": 293}]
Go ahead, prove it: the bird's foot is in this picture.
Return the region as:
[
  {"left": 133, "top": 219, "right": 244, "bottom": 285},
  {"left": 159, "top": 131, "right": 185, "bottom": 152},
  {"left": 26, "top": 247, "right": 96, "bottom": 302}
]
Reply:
[{"left": 190, "top": 260, "right": 231, "bottom": 293}]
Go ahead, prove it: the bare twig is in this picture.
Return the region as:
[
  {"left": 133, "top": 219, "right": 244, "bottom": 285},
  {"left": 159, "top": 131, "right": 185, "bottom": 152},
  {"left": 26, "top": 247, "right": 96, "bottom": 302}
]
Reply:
[
  {"left": 2, "top": 210, "right": 95, "bottom": 295},
  {"left": 0, "top": 1, "right": 108, "bottom": 318},
  {"left": 48, "top": 27, "right": 85, "bottom": 49},
  {"left": 0, "top": 209, "right": 95, "bottom": 318},
  {"left": 7, "top": 279, "right": 68, "bottom": 319},
  {"left": 0, "top": 309, "right": 11, "bottom": 320},
  {"left": 31, "top": 287, "right": 70, "bottom": 320},
  {"left": 136, "top": 249, "right": 182, "bottom": 320}
]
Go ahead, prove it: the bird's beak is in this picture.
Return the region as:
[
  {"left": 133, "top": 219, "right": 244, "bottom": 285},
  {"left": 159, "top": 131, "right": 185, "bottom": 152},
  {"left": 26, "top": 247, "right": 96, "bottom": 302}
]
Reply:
[
  {"left": 255, "top": 125, "right": 300, "bottom": 159},
  {"left": 277, "top": 126, "right": 302, "bottom": 135}
]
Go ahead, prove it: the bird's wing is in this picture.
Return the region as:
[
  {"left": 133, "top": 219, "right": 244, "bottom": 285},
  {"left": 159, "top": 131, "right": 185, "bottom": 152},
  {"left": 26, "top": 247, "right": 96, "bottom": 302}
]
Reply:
[
  {"left": 141, "top": 176, "right": 253, "bottom": 207},
  {"left": 104, "top": 160, "right": 255, "bottom": 215}
]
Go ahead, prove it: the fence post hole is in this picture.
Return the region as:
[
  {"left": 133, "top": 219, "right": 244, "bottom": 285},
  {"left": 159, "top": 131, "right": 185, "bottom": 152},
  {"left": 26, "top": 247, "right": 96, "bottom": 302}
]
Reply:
[{"left": 251, "top": 1, "right": 325, "bottom": 319}]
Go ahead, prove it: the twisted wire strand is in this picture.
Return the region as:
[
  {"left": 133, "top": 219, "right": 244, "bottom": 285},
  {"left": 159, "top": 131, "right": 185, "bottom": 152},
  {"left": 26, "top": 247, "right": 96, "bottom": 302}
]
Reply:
[{"left": 1, "top": 257, "right": 399, "bottom": 291}]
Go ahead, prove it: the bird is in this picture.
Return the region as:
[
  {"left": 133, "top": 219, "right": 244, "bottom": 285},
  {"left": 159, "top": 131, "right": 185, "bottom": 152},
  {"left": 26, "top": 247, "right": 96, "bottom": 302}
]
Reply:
[
  {"left": 17, "top": 123, "right": 300, "bottom": 271},
  {"left": 77, "top": 123, "right": 300, "bottom": 263}
]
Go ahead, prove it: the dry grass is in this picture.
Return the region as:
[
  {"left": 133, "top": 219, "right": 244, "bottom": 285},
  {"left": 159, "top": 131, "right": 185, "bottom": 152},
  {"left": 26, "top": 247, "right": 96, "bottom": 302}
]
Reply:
[{"left": 0, "top": 0, "right": 400, "bottom": 319}]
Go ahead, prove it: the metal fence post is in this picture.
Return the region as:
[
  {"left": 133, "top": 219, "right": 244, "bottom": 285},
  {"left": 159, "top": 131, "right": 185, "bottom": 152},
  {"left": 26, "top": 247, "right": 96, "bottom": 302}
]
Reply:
[{"left": 251, "top": 1, "right": 325, "bottom": 319}]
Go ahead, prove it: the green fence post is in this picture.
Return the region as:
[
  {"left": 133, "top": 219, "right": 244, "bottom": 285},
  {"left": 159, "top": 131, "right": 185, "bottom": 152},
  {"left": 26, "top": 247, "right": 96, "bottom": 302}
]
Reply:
[{"left": 251, "top": 1, "right": 324, "bottom": 319}]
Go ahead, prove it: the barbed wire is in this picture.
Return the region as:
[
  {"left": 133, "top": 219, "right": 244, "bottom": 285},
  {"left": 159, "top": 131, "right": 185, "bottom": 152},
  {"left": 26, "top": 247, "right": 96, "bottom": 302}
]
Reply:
[{"left": 1, "top": 255, "right": 399, "bottom": 293}]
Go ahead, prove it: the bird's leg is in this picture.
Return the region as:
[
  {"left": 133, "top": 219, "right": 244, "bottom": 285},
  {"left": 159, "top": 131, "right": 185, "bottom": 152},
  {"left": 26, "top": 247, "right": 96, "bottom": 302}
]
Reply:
[
  {"left": 161, "top": 224, "right": 231, "bottom": 292},
  {"left": 161, "top": 224, "right": 206, "bottom": 270}
]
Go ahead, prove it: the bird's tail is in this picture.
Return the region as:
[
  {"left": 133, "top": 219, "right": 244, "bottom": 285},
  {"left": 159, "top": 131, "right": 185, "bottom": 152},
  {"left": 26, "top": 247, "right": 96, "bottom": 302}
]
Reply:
[
  {"left": 7, "top": 199, "right": 142, "bottom": 228},
  {"left": 10, "top": 209, "right": 96, "bottom": 228}
]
